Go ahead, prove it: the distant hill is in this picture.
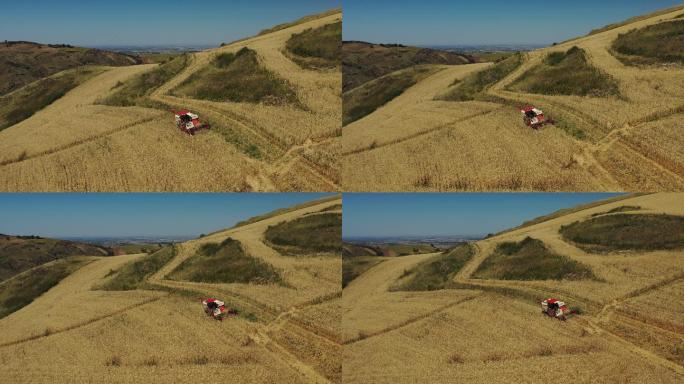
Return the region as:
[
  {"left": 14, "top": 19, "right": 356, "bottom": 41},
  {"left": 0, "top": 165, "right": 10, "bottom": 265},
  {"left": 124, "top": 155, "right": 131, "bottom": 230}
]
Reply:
[
  {"left": 0, "top": 41, "right": 142, "bottom": 96},
  {"left": 0, "top": 234, "right": 113, "bottom": 282},
  {"left": 342, "top": 41, "right": 477, "bottom": 92}
]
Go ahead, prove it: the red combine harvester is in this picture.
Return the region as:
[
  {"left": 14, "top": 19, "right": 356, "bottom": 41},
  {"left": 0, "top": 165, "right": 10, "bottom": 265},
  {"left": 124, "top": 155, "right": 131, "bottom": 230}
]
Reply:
[
  {"left": 540, "top": 298, "right": 578, "bottom": 321},
  {"left": 201, "top": 298, "right": 238, "bottom": 321},
  {"left": 520, "top": 105, "right": 554, "bottom": 129},
  {"left": 172, "top": 110, "right": 210, "bottom": 135}
]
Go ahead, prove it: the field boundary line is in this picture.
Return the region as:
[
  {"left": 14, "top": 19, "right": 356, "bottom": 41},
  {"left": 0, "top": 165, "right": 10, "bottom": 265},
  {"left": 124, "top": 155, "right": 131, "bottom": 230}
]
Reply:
[
  {"left": 343, "top": 294, "right": 480, "bottom": 345},
  {"left": 0, "top": 296, "right": 163, "bottom": 348},
  {"left": 0, "top": 113, "right": 165, "bottom": 167},
  {"left": 342, "top": 108, "right": 502, "bottom": 156}
]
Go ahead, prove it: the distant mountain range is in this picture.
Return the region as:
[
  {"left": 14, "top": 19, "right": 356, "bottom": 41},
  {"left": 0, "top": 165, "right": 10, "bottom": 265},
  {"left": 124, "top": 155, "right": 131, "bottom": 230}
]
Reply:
[
  {"left": 63, "top": 235, "right": 195, "bottom": 246},
  {"left": 343, "top": 235, "right": 483, "bottom": 246},
  {"left": 423, "top": 44, "right": 548, "bottom": 52}
]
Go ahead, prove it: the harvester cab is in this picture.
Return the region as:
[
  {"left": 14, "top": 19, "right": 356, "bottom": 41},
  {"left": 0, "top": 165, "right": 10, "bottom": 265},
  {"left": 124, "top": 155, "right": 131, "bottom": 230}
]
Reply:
[
  {"left": 520, "top": 105, "right": 552, "bottom": 129},
  {"left": 540, "top": 298, "right": 575, "bottom": 321},
  {"left": 173, "top": 110, "right": 210, "bottom": 135}
]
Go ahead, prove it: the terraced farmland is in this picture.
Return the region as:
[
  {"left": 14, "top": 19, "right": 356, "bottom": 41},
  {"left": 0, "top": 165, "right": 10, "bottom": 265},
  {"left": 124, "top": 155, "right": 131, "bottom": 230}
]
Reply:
[
  {"left": 0, "top": 9, "right": 341, "bottom": 192},
  {"left": 0, "top": 197, "right": 342, "bottom": 383},
  {"left": 342, "top": 193, "right": 684, "bottom": 382},
  {"left": 342, "top": 7, "right": 684, "bottom": 191}
]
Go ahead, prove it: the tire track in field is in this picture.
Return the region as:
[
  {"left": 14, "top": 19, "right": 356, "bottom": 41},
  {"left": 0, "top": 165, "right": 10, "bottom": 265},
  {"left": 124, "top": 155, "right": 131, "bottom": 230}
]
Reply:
[
  {"left": 343, "top": 295, "right": 480, "bottom": 345},
  {"left": 0, "top": 113, "right": 165, "bottom": 167},
  {"left": 0, "top": 296, "right": 162, "bottom": 349},
  {"left": 341, "top": 108, "right": 503, "bottom": 156}
]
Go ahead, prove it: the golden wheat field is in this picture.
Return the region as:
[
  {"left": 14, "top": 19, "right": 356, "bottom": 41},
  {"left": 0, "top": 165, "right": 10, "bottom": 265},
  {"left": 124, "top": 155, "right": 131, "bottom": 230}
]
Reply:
[
  {"left": 342, "top": 193, "right": 684, "bottom": 383},
  {"left": 342, "top": 8, "right": 684, "bottom": 192},
  {"left": 0, "top": 11, "right": 341, "bottom": 192},
  {"left": 0, "top": 198, "right": 342, "bottom": 383}
]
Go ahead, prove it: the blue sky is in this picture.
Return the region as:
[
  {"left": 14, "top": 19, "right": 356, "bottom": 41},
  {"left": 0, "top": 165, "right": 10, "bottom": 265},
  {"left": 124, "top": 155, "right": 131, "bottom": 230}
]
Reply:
[
  {"left": 344, "top": 0, "right": 683, "bottom": 45},
  {"left": 343, "top": 193, "right": 624, "bottom": 238},
  {"left": 0, "top": 0, "right": 340, "bottom": 46},
  {"left": 0, "top": 193, "right": 334, "bottom": 238}
]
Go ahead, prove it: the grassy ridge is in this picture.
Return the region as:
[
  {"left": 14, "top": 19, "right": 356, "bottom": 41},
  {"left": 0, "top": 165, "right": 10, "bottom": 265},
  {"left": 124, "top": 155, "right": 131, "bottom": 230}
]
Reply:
[
  {"left": 265, "top": 213, "right": 341, "bottom": 254},
  {"left": 343, "top": 41, "right": 474, "bottom": 92},
  {"left": 587, "top": 5, "right": 684, "bottom": 36},
  {"left": 560, "top": 214, "right": 684, "bottom": 252},
  {"left": 99, "top": 246, "right": 176, "bottom": 291},
  {"left": 0, "top": 41, "right": 141, "bottom": 96},
  {"left": 98, "top": 54, "right": 190, "bottom": 108},
  {"left": 438, "top": 53, "right": 523, "bottom": 101},
  {"left": 172, "top": 48, "right": 299, "bottom": 106},
  {"left": 0, "top": 257, "right": 92, "bottom": 319},
  {"left": 0, "top": 67, "right": 104, "bottom": 131},
  {"left": 591, "top": 205, "right": 642, "bottom": 217},
  {"left": 168, "top": 238, "right": 282, "bottom": 285},
  {"left": 508, "top": 47, "right": 620, "bottom": 97},
  {"left": 612, "top": 20, "right": 684, "bottom": 65},
  {"left": 258, "top": 8, "right": 341, "bottom": 36},
  {"left": 227, "top": 196, "right": 340, "bottom": 231},
  {"left": 0, "top": 234, "right": 112, "bottom": 282},
  {"left": 342, "top": 256, "right": 385, "bottom": 288},
  {"left": 286, "top": 21, "right": 341, "bottom": 69},
  {"left": 474, "top": 237, "right": 596, "bottom": 281},
  {"left": 393, "top": 244, "right": 473, "bottom": 291},
  {"left": 344, "top": 65, "right": 440, "bottom": 125}
]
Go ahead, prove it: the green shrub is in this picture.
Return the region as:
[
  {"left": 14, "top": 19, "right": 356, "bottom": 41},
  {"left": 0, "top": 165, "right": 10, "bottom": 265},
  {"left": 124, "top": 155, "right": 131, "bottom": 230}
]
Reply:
[
  {"left": 611, "top": 20, "right": 684, "bottom": 65},
  {"left": 98, "top": 54, "right": 190, "bottom": 107},
  {"left": 286, "top": 22, "right": 341, "bottom": 69},
  {"left": 473, "top": 237, "right": 596, "bottom": 280},
  {"left": 265, "top": 213, "right": 341, "bottom": 254},
  {"left": 393, "top": 244, "right": 474, "bottom": 291},
  {"left": 560, "top": 214, "right": 684, "bottom": 251},
  {"left": 508, "top": 47, "right": 620, "bottom": 97},
  {"left": 168, "top": 238, "right": 283, "bottom": 284},
  {"left": 173, "top": 48, "right": 299, "bottom": 106},
  {"left": 438, "top": 53, "right": 523, "bottom": 101},
  {"left": 99, "top": 246, "right": 176, "bottom": 291}
]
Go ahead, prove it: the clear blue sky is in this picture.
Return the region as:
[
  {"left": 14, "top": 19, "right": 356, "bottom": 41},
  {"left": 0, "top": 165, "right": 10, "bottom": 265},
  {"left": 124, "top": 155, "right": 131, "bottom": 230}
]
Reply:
[
  {"left": 344, "top": 0, "right": 683, "bottom": 45},
  {"left": 0, "top": 193, "right": 334, "bottom": 238},
  {"left": 343, "top": 193, "right": 624, "bottom": 238},
  {"left": 0, "top": 0, "right": 340, "bottom": 46}
]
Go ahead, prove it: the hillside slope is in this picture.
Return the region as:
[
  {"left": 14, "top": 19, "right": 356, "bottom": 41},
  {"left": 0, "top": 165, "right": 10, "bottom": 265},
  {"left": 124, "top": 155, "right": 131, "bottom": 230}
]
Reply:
[
  {"left": 0, "top": 198, "right": 342, "bottom": 383},
  {"left": 0, "top": 234, "right": 112, "bottom": 282},
  {"left": 342, "top": 7, "right": 684, "bottom": 192},
  {"left": 0, "top": 41, "right": 141, "bottom": 96},
  {"left": 342, "top": 41, "right": 476, "bottom": 92},
  {"left": 0, "top": 10, "right": 341, "bottom": 192},
  {"left": 343, "top": 193, "right": 684, "bottom": 383}
]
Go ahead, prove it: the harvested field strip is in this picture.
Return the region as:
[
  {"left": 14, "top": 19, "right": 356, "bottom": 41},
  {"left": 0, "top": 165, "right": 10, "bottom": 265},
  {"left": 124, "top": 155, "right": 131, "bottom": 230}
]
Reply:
[
  {"left": 0, "top": 296, "right": 162, "bottom": 348},
  {"left": 453, "top": 280, "right": 602, "bottom": 314},
  {"left": 618, "top": 272, "right": 684, "bottom": 302},
  {"left": 155, "top": 279, "right": 341, "bottom": 345},
  {"left": 588, "top": 319, "right": 684, "bottom": 375},
  {"left": 0, "top": 113, "right": 164, "bottom": 167},
  {"left": 344, "top": 295, "right": 480, "bottom": 345},
  {"left": 611, "top": 141, "right": 684, "bottom": 185},
  {"left": 341, "top": 108, "right": 502, "bottom": 156}
]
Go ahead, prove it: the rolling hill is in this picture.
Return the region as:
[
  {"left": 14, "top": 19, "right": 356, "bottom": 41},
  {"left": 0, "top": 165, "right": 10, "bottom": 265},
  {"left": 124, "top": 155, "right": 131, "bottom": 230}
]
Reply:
[
  {"left": 0, "top": 234, "right": 113, "bottom": 282},
  {"left": 342, "top": 6, "right": 684, "bottom": 192},
  {"left": 0, "top": 197, "right": 342, "bottom": 383},
  {"left": 0, "top": 9, "right": 341, "bottom": 192},
  {"left": 0, "top": 41, "right": 141, "bottom": 96},
  {"left": 342, "top": 192, "right": 684, "bottom": 383}
]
